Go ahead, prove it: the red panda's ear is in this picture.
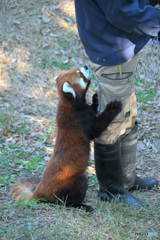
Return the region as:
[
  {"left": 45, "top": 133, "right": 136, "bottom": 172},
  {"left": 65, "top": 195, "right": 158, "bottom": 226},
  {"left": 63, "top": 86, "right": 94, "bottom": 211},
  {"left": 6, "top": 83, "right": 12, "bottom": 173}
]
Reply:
[
  {"left": 62, "top": 82, "right": 76, "bottom": 100},
  {"left": 54, "top": 74, "right": 60, "bottom": 81}
]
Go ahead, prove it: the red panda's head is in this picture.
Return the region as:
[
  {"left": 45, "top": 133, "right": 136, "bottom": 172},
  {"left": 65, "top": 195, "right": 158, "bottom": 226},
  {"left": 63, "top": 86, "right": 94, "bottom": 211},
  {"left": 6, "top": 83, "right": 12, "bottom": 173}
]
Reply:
[{"left": 55, "top": 66, "right": 91, "bottom": 101}]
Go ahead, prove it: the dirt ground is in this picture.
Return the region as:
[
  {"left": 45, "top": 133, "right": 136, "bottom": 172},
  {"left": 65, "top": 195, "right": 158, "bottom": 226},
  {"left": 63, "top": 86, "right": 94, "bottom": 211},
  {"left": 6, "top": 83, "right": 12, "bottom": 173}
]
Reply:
[{"left": 0, "top": 1, "right": 160, "bottom": 239}]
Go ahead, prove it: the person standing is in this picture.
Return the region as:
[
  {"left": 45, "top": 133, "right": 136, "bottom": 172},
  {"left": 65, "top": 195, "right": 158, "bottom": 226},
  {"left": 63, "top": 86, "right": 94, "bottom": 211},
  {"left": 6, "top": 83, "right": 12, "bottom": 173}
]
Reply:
[{"left": 74, "top": 0, "right": 159, "bottom": 206}]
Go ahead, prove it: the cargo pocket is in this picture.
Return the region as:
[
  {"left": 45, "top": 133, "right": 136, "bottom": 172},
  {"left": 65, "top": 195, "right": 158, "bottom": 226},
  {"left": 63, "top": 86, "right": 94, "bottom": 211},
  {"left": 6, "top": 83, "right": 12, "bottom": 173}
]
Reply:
[
  {"left": 98, "top": 74, "right": 135, "bottom": 123},
  {"left": 101, "top": 72, "right": 133, "bottom": 81}
]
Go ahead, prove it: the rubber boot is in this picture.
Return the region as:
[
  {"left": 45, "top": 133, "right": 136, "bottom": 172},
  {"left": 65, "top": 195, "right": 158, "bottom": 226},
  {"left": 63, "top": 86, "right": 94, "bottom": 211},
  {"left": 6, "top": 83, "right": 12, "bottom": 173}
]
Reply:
[
  {"left": 121, "top": 122, "right": 158, "bottom": 191},
  {"left": 94, "top": 138, "right": 146, "bottom": 207}
]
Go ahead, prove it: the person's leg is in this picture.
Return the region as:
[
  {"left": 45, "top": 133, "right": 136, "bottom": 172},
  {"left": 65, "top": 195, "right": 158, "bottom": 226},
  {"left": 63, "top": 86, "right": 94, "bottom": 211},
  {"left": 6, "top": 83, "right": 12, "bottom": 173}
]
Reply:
[
  {"left": 94, "top": 55, "right": 158, "bottom": 206},
  {"left": 121, "top": 122, "right": 158, "bottom": 191}
]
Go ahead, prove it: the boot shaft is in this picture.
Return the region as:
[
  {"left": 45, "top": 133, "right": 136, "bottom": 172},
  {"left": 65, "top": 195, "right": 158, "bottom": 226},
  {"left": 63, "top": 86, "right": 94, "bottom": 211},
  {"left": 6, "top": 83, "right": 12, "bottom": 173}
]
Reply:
[
  {"left": 94, "top": 138, "right": 124, "bottom": 193},
  {"left": 121, "top": 123, "right": 138, "bottom": 189}
]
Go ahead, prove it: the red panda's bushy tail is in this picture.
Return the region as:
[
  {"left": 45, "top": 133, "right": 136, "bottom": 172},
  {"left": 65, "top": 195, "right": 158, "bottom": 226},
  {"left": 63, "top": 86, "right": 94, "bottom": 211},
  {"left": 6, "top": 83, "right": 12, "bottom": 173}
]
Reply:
[{"left": 10, "top": 178, "right": 40, "bottom": 201}]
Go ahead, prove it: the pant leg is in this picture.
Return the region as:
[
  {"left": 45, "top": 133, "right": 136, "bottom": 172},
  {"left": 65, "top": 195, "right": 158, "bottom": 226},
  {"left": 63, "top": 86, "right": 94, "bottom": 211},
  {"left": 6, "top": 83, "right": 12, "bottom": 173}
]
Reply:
[{"left": 94, "top": 55, "right": 138, "bottom": 144}]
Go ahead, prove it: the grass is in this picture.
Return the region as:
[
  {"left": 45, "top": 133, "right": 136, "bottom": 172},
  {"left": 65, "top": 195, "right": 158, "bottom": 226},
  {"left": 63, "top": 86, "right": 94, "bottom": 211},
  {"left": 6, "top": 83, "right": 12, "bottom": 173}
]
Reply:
[
  {"left": 39, "top": 54, "right": 70, "bottom": 69},
  {"left": 134, "top": 76, "right": 157, "bottom": 104},
  {"left": 0, "top": 196, "right": 159, "bottom": 239},
  {"left": 52, "top": 60, "right": 70, "bottom": 69},
  {"left": 58, "top": 41, "right": 70, "bottom": 47}
]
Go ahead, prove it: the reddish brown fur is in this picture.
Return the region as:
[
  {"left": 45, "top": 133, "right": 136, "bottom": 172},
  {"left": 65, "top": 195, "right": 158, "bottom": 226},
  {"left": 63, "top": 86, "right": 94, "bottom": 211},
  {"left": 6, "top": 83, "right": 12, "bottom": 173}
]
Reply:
[{"left": 10, "top": 68, "right": 91, "bottom": 208}]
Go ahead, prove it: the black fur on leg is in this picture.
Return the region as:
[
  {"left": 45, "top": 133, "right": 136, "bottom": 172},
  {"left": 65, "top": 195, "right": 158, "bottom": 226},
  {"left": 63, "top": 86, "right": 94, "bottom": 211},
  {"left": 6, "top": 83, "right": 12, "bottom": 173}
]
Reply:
[
  {"left": 68, "top": 203, "right": 94, "bottom": 213},
  {"left": 55, "top": 175, "right": 94, "bottom": 212}
]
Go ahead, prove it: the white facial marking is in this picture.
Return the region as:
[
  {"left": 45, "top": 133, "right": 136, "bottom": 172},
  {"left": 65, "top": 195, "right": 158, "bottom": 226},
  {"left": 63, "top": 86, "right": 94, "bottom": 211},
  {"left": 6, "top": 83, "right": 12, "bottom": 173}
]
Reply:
[
  {"left": 54, "top": 74, "right": 59, "bottom": 81},
  {"left": 80, "top": 67, "right": 91, "bottom": 80},
  {"left": 62, "top": 82, "right": 76, "bottom": 98},
  {"left": 78, "top": 77, "right": 87, "bottom": 89},
  {"left": 76, "top": 70, "right": 80, "bottom": 73}
]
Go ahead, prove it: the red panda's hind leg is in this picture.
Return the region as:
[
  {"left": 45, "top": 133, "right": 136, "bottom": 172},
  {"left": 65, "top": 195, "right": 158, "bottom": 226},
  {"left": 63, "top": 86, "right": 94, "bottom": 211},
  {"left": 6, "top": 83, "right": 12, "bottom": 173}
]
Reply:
[{"left": 56, "top": 174, "right": 94, "bottom": 212}]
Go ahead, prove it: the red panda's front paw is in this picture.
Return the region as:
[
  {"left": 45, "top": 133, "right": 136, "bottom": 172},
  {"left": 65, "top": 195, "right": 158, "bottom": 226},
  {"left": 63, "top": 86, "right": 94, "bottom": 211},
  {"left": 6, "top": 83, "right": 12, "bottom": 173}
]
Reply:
[
  {"left": 106, "top": 100, "right": 122, "bottom": 115},
  {"left": 91, "top": 93, "right": 98, "bottom": 112}
]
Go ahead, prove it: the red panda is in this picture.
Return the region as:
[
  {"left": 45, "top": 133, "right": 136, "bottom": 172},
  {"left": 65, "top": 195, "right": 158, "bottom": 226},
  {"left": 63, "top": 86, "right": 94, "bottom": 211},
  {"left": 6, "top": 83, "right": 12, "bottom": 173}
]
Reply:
[{"left": 10, "top": 66, "right": 122, "bottom": 212}]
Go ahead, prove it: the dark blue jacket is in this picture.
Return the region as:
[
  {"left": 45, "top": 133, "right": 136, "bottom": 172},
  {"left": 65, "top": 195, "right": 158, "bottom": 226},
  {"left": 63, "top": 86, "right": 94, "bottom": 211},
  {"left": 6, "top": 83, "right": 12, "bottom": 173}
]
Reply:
[{"left": 74, "top": 0, "right": 160, "bottom": 66}]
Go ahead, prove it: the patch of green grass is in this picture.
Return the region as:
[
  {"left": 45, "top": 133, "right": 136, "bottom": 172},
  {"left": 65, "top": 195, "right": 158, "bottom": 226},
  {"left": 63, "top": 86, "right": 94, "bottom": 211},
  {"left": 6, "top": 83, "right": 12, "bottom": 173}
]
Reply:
[
  {"left": 13, "top": 199, "right": 37, "bottom": 207},
  {"left": 12, "top": 192, "right": 48, "bottom": 207},
  {"left": 26, "top": 9, "right": 34, "bottom": 13},
  {"left": 0, "top": 228, "right": 7, "bottom": 238},
  {"left": 71, "top": 16, "right": 76, "bottom": 23},
  {"left": 0, "top": 155, "right": 12, "bottom": 166},
  {"left": 16, "top": 122, "right": 28, "bottom": 135},
  {"left": 58, "top": 41, "right": 70, "bottom": 47},
  {"left": 39, "top": 54, "right": 70, "bottom": 69},
  {"left": 0, "top": 111, "right": 15, "bottom": 129},
  {"left": 1, "top": 197, "right": 159, "bottom": 240},
  {"left": 36, "top": 130, "right": 51, "bottom": 142},
  {"left": 52, "top": 60, "right": 70, "bottom": 69},
  {"left": 0, "top": 136, "right": 5, "bottom": 143},
  {"left": 68, "top": 50, "right": 76, "bottom": 58},
  {"left": 23, "top": 156, "right": 44, "bottom": 169},
  {"left": 1, "top": 149, "right": 28, "bottom": 157},
  {"left": 0, "top": 109, "right": 29, "bottom": 137},
  {"left": 134, "top": 77, "right": 157, "bottom": 104},
  {"left": 0, "top": 175, "right": 15, "bottom": 186},
  {"left": 39, "top": 53, "right": 51, "bottom": 68}
]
